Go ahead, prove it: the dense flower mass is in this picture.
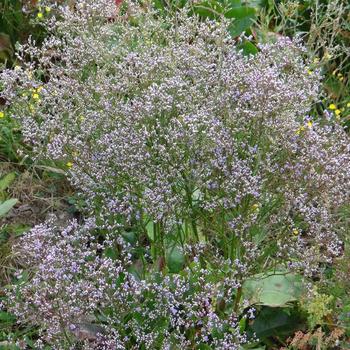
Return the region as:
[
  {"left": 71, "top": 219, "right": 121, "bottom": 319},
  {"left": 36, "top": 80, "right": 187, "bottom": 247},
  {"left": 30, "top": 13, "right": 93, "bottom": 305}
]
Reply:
[
  {"left": 1, "top": 0, "right": 350, "bottom": 348},
  {"left": 9, "top": 219, "right": 252, "bottom": 350}
]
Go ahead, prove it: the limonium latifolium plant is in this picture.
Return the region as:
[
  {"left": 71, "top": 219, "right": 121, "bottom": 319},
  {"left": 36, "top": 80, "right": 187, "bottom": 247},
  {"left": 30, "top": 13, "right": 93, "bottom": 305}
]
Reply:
[
  {"left": 9, "top": 218, "right": 251, "bottom": 349},
  {"left": 1, "top": 0, "right": 350, "bottom": 348}
]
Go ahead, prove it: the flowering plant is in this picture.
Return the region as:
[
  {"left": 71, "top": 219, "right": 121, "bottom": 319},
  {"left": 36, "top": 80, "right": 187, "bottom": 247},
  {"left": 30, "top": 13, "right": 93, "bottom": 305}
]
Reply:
[{"left": 1, "top": 0, "right": 350, "bottom": 348}]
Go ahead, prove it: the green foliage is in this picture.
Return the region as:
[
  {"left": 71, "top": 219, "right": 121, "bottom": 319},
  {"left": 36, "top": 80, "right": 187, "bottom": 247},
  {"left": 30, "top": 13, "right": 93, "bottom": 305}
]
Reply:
[
  {"left": 0, "top": 0, "right": 47, "bottom": 65},
  {"left": 243, "top": 272, "right": 304, "bottom": 308},
  {"left": 0, "top": 113, "right": 24, "bottom": 163},
  {"left": 249, "top": 306, "right": 304, "bottom": 340},
  {"left": 0, "top": 171, "right": 15, "bottom": 194},
  {"left": 166, "top": 245, "right": 185, "bottom": 273},
  {"left": 0, "top": 198, "right": 17, "bottom": 217},
  {"left": 306, "top": 292, "right": 334, "bottom": 329},
  {"left": 226, "top": 5, "right": 256, "bottom": 36},
  {"left": 255, "top": 0, "right": 350, "bottom": 115},
  {"left": 153, "top": 0, "right": 261, "bottom": 53},
  {"left": 0, "top": 171, "right": 17, "bottom": 217}
]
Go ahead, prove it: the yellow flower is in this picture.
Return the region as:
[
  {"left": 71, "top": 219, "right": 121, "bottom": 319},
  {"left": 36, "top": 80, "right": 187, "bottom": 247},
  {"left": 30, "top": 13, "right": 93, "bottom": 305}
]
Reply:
[
  {"left": 0, "top": 112, "right": 4, "bottom": 118},
  {"left": 251, "top": 203, "right": 259, "bottom": 211},
  {"left": 45, "top": 6, "right": 51, "bottom": 13},
  {"left": 313, "top": 57, "right": 319, "bottom": 64},
  {"left": 37, "top": 12, "right": 43, "bottom": 19},
  {"left": 296, "top": 126, "right": 305, "bottom": 135},
  {"left": 79, "top": 115, "right": 85, "bottom": 121},
  {"left": 292, "top": 229, "right": 299, "bottom": 236},
  {"left": 32, "top": 93, "right": 40, "bottom": 100},
  {"left": 335, "top": 109, "right": 341, "bottom": 116},
  {"left": 36, "top": 86, "right": 43, "bottom": 93},
  {"left": 339, "top": 77, "right": 344, "bottom": 82},
  {"left": 337, "top": 73, "right": 343, "bottom": 77},
  {"left": 29, "top": 104, "right": 35, "bottom": 112},
  {"left": 307, "top": 70, "right": 313, "bottom": 75},
  {"left": 307, "top": 121, "right": 313, "bottom": 128},
  {"left": 66, "top": 162, "right": 73, "bottom": 168},
  {"left": 328, "top": 104, "right": 336, "bottom": 110},
  {"left": 347, "top": 103, "right": 350, "bottom": 108}
]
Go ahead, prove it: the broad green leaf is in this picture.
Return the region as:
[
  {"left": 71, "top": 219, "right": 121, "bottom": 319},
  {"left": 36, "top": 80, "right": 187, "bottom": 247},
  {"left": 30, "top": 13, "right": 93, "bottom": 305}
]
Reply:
[
  {"left": 226, "top": 7, "right": 256, "bottom": 37},
  {"left": 104, "top": 246, "right": 118, "bottom": 260},
  {"left": 228, "top": 0, "right": 242, "bottom": 8},
  {"left": 244, "top": 0, "right": 266, "bottom": 8},
  {"left": 121, "top": 231, "right": 137, "bottom": 245},
  {"left": 166, "top": 246, "right": 185, "bottom": 273},
  {"left": 128, "top": 260, "right": 143, "bottom": 280},
  {"left": 0, "top": 198, "right": 18, "bottom": 217},
  {"left": 239, "top": 316, "right": 247, "bottom": 332},
  {"left": 242, "top": 272, "right": 304, "bottom": 307},
  {"left": 248, "top": 225, "right": 267, "bottom": 245},
  {"left": 0, "top": 311, "right": 16, "bottom": 323},
  {"left": 225, "top": 6, "right": 256, "bottom": 19},
  {"left": 146, "top": 221, "right": 154, "bottom": 241},
  {"left": 12, "top": 224, "right": 30, "bottom": 236},
  {"left": 250, "top": 307, "right": 303, "bottom": 339},
  {"left": 239, "top": 41, "right": 258, "bottom": 55},
  {"left": 0, "top": 172, "right": 16, "bottom": 191}
]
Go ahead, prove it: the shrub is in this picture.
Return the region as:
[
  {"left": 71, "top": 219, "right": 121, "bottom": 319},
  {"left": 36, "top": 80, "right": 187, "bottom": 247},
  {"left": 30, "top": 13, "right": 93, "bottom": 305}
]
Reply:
[
  {"left": 1, "top": 0, "right": 349, "bottom": 272},
  {"left": 1, "top": 1, "right": 350, "bottom": 347}
]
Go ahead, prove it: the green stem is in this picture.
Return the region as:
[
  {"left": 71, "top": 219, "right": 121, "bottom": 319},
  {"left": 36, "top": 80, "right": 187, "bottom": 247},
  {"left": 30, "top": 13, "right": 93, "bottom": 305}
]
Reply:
[
  {"left": 233, "top": 285, "right": 242, "bottom": 313},
  {"left": 185, "top": 185, "right": 199, "bottom": 242}
]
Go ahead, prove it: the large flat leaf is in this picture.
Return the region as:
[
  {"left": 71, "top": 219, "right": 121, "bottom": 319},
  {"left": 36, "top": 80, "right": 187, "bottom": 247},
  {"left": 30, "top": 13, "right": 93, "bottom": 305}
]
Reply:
[
  {"left": 250, "top": 307, "right": 303, "bottom": 339},
  {"left": 0, "top": 198, "right": 18, "bottom": 217},
  {"left": 121, "top": 231, "right": 137, "bottom": 245},
  {"left": 239, "top": 41, "right": 259, "bottom": 55},
  {"left": 0, "top": 172, "right": 16, "bottom": 191},
  {"left": 166, "top": 246, "right": 185, "bottom": 273},
  {"left": 146, "top": 220, "right": 155, "bottom": 241},
  {"left": 242, "top": 272, "right": 304, "bottom": 307},
  {"left": 225, "top": 6, "right": 256, "bottom": 19},
  {"left": 226, "top": 7, "right": 256, "bottom": 37},
  {"left": 228, "top": 0, "right": 242, "bottom": 8}
]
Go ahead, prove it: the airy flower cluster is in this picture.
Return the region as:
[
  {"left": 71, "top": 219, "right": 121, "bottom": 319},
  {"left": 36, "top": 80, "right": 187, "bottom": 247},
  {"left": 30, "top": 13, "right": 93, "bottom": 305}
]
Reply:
[
  {"left": 8, "top": 220, "right": 252, "bottom": 350},
  {"left": 1, "top": 0, "right": 350, "bottom": 348},
  {"left": 1, "top": 0, "right": 348, "bottom": 270}
]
